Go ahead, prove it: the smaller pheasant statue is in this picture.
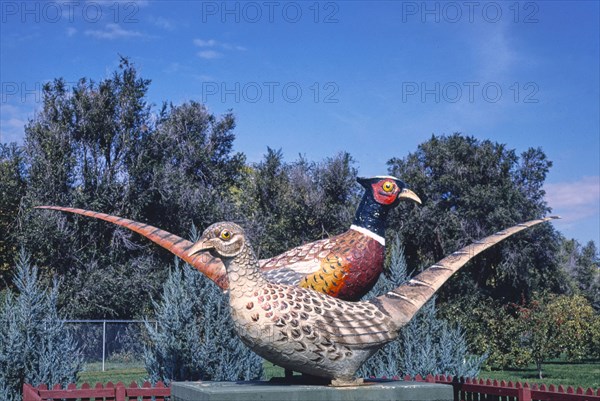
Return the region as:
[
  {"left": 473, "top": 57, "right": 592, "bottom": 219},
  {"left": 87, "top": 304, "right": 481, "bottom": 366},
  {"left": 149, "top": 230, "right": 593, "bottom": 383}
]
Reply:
[{"left": 187, "top": 217, "right": 558, "bottom": 386}]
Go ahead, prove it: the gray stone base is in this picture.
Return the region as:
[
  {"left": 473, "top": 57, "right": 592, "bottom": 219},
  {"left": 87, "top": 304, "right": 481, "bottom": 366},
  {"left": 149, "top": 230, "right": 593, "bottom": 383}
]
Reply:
[{"left": 172, "top": 380, "right": 453, "bottom": 401}]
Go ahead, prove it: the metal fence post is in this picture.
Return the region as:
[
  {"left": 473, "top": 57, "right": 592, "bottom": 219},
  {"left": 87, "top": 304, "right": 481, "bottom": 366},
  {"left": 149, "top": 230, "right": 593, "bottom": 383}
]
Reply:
[
  {"left": 63, "top": 318, "right": 157, "bottom": 368},
  {"left": 102, "top": 320, "right": 106, "bottom": 372}
]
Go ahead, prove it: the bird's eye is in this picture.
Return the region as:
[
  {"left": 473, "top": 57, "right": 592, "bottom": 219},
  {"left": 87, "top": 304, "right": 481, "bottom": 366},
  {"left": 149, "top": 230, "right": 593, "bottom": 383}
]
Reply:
[
  {"left": 382, "top": 181, "right": 395, "bottom": 193},
  {"left": 220, "top": 230, "right": 231, "bottom": 240}
]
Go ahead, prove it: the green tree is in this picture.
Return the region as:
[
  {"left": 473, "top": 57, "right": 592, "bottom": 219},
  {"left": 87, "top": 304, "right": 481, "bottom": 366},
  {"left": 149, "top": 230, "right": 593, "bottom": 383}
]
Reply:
[
  {"left": 0, "top": 143, "right": 27, "bottom": 285},
  {"left": 0, "top": 251, "right": 83, "bottom": 401},
  {"left": 439, "top": 296, "right": 529, "bottom": 369},
  {"left": 16, "top": 58, "right": 162, "bottom": 319},
  {"left": 590, "top": 314, "right": 600, "bottom": 359},
  {"left": 574, "top": 241, "right": 600, "bottom": 310},
  {"left": 239, "top": 149, "right": 359, "bottom": 258},
  {"left": 387, "top": 134, "right": 567, "bottom": 304},
  {"left": 516, "top": 293, "right": 596, "bottom": 379},
  {"left": 240, "top": 147, "right": 293, "bottom": 256},
  {"left": 18, "top": 57, "right": 151, "bottom": 266},
  {"left": 558, "top": 237, "right": 600, "bottom": 311},
  {"left": 130, "top": 101, "right": 245, "bottom": 236}
]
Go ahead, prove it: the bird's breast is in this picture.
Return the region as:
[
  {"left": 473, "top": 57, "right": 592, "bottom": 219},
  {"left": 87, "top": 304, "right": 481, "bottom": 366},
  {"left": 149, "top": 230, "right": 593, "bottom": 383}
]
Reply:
[
  {"left": 228, "top": 284, "right": 366, "bottom": 379},
  {"left": 299, "top": 231, "right": 385, "bottom": 301}
]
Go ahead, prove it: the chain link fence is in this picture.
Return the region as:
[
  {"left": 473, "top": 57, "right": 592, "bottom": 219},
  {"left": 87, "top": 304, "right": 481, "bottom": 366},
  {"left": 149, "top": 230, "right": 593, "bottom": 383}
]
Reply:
[{"left": 65, "top": 320, "right": 155, "bottom": 371}]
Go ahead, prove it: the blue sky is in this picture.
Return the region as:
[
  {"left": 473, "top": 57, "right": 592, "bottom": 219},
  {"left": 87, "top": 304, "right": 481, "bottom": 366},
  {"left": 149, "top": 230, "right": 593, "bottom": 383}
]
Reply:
[{"left": 1, "top": 1, "right": 598, "bottom": 245}]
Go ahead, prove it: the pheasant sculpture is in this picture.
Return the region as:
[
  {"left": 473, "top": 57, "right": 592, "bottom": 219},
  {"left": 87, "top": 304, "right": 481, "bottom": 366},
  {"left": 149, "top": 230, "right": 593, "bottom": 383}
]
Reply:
[
  {"left": 36, "top": 176, "right": 421, "bottom": 300},
  {"left": 188, "top": 217, "right": 558, "bottom": 386}
]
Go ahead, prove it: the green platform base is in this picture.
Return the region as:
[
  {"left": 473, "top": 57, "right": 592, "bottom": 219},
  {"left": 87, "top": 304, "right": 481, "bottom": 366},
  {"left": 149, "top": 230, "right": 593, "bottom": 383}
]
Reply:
[{"left": 171, "top": 380, "right": 453, "bottom": 401}]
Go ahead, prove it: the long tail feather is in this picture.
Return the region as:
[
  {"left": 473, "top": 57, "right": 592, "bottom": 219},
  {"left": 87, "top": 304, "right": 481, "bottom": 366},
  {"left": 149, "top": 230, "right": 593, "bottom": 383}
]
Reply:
[
  {"left": 378, "top": 216, "right": 560, "bottom": 325},
  {"left": 35, "top": 206, "right": 229, "bottom": 289}
]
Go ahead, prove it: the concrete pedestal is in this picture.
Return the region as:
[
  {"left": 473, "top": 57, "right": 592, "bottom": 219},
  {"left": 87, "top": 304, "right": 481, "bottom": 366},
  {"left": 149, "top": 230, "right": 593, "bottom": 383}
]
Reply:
[{"left": 172, "top": 380, "right": 453, "bottom": 401}]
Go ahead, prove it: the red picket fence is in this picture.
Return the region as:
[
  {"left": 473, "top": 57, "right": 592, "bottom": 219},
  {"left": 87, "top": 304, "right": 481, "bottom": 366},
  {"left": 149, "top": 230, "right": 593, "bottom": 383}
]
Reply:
[
  {"left": 407, "top": 374, "right": 600, "bottom": 401},
  {"left": 22, "top": 381, "right": 170, "bottom": 401},
  {"left": 22, "top": 376, "right": 600, "bottom": 401}
]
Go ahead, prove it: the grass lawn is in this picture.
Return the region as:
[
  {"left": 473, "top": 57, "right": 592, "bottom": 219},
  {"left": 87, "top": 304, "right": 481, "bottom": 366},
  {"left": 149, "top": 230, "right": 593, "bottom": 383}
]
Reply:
[
  {"left": 263, "top": 361, "right": 286, "bottom": 380},
  {"left": 78, "top": 362, "right": 148, "bottom": 385},
  {"left": 77, "top": 359, "right": 599, "bottom": 390},
  {"left": 480, "top": 359, "right": 600, "bottom": 390},
  {"left": 79, "top": 361, "right": 288, "bottom": 385}
]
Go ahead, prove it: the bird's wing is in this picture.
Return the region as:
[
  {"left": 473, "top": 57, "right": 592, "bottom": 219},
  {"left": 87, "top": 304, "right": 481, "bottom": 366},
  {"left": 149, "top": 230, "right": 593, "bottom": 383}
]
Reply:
[
  {"left": 276, "top": 285, "right": 397, "bottom": 349},
  {"left": 35, "top": 206, "right": 229, "bottom": 289},
  {"left": 260, "top": 229, "right": 383, "bottom": 293},
  {"left": 260, "top": 237, "right": 336, "bottom": 270},
  {"left": 314, "top": 300, "right": 397, "bottom": 348},
  {"left": 262, "top": 267, "right": 308, "bottom": 286},
  {"left": 317, "top": 303, "right": 398, "bottom": 348},
  {"left": 259, "top": 235, "right": 346, "bottom": 287},
  {"left": 297, "top": 253, "right": 348, "bottom": 295},
  {"left": 377, "top": 216, "right": 560, "bottom": 325}
]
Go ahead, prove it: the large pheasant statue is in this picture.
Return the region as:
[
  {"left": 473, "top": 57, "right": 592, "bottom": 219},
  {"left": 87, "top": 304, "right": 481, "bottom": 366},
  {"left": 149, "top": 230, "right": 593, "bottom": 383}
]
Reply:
[
  {"left": 188, "top": 217, "right": 558, "bottom": 386},
  {"left": 36, "top": 176, "right": 421, "bottom": 300}
]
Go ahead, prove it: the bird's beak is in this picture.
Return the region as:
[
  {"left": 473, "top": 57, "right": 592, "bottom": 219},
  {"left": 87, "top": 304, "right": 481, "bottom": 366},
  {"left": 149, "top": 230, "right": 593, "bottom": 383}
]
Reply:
[
  {"left": 187, "top": 238, "right": 214, "bottom": 257},
  {"left": 398, "top": 188, "right": 422, "bottom": 204}
]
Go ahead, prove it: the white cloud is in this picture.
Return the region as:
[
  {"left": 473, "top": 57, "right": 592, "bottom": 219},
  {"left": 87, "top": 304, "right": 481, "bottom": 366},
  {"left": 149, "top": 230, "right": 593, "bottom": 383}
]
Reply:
[
  {"left": 193, "top": 38, "right": 246, "bottom": 59},
  {"left": 194, "top": 39, "right": 218, "bottom": 47},
  {"left": 197, "top": 50, "right": 222, "bottom": 60},
  {"left": 545, "top": 176, "right": 600, "bottom": 222},
  {"left": 85, "top": 23, "right": 144, "bottom": 40},
  {"left": 66, "top": 27, "right": 77, "bottom": 37}
]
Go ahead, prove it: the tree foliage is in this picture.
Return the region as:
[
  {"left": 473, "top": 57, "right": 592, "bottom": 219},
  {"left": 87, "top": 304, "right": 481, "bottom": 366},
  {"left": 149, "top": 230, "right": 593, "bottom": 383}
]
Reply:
[
  {"left": 0, "top": 251, "right": 82, "bottom": 401},
  {"left": 130, "top": 101, "right": 246, "bottom": 234},
  {"left": 560, "top": 238, "right": 600, "bottom": 311},
  {"left": 387, "top": 134, "right": 567, "bottom": 304},
  {"left": 0, "top": 143, "right": 27, "bottom": 283},
  {"left": 515, "top": 293, "right": 597, "bottom": 379},
  {"left": 15, "top": 58, "right": 160, "bottom": 318},
  {"left": 439, "top": 296, "right": 528, "bottom": 369},
  {"left": 238, "top": 148, "right": 359, "bottom": 258}
]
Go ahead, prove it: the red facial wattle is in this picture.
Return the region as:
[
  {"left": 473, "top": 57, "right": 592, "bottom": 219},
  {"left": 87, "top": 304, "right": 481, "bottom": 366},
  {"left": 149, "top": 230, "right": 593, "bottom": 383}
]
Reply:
[{"left": 371, "top": 181, "right": 399, "bottom": 205}]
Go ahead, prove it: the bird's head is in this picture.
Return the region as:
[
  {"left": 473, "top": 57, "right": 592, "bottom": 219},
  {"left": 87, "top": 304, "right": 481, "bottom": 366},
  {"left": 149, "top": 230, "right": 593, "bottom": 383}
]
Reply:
[
  {"left": 187, "top": 222, "right": 246, "bottom": 260},
  {"left": 357, "top": 176, "right": 421, "bottom": 207}
]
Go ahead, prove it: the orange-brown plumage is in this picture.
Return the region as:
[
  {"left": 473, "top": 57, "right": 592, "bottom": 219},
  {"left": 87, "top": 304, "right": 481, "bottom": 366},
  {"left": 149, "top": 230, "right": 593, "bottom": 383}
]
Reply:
[{"left": 261, "top": 229, "right": 385, "bottom": 300}]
